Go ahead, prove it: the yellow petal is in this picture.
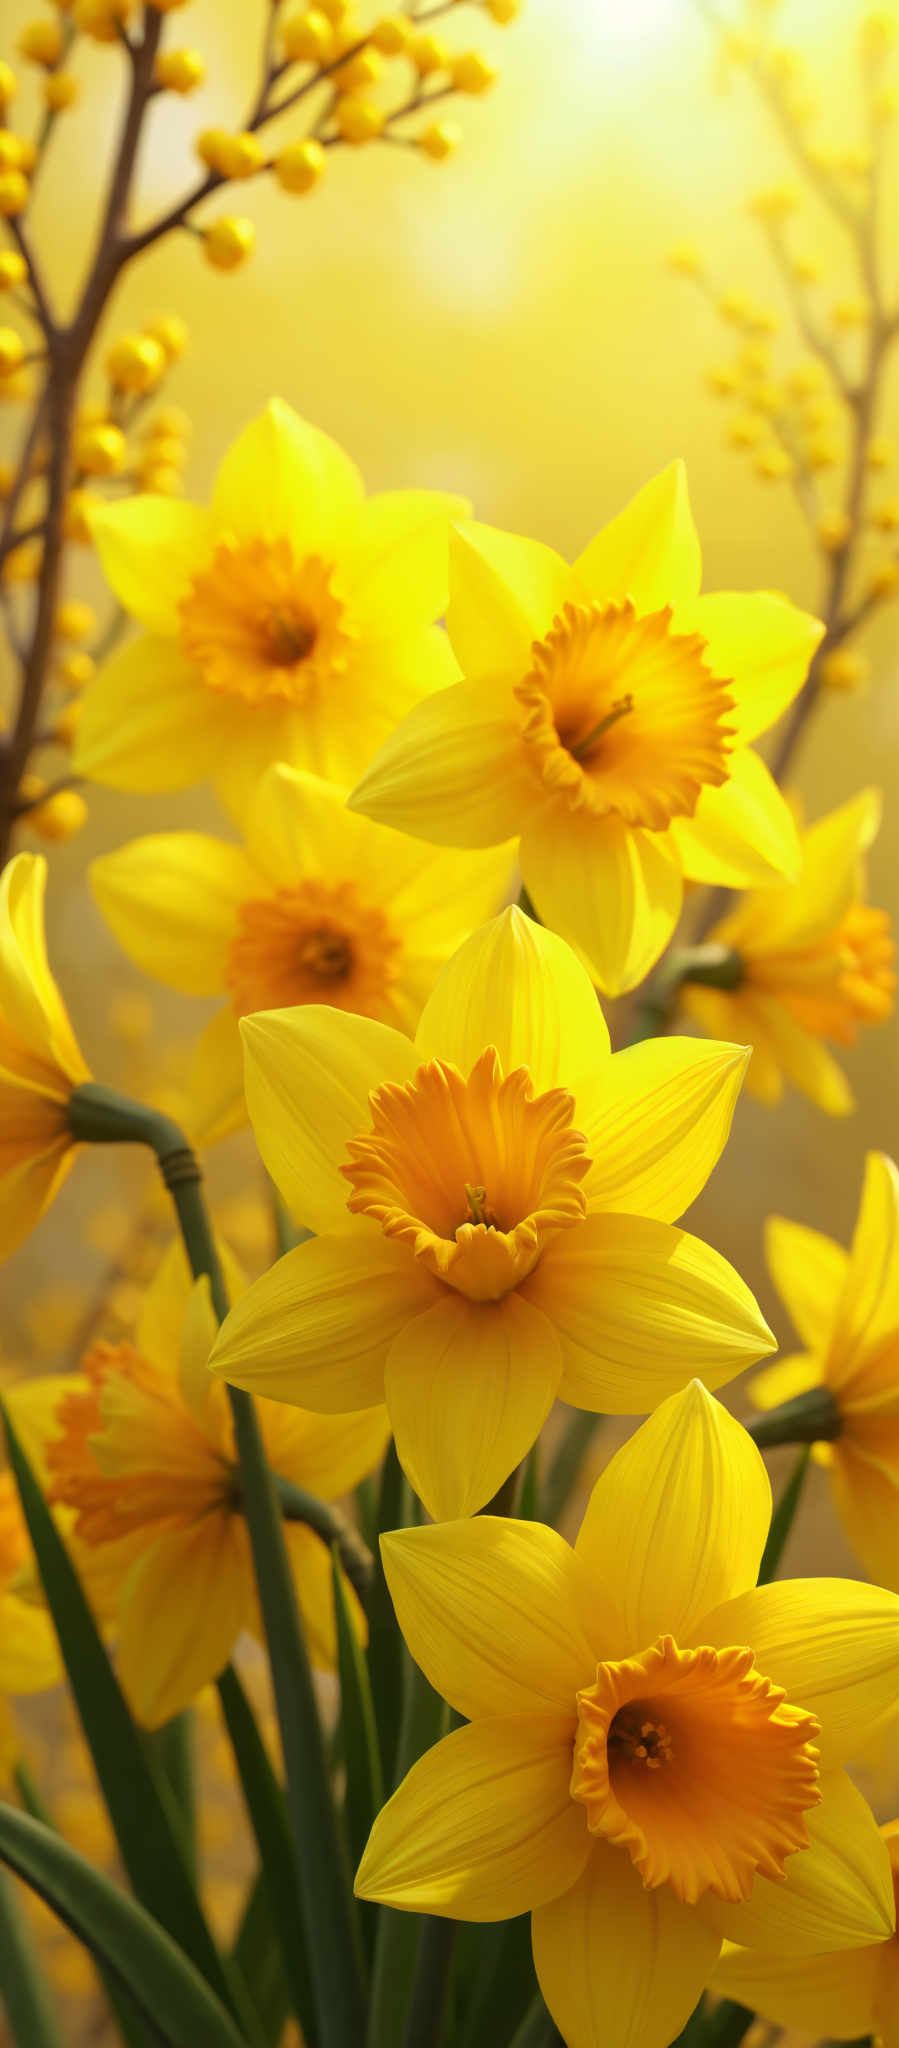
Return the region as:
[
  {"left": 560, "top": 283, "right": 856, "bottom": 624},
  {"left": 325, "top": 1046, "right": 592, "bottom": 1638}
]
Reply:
[
  {"left": 764, "top": 1215, "right": 848, "bottom": 1353},
  {"left": 91, "top": 835, "right": 254, "bottom": 996},
  {"left": 135, "top": 1235, "right": 246, "bottom": 1371},
  {"left": 355, "top": 1714, "right": 590, "bottom": 1918},
  {"left": 176, "top": 1276, "right": 219, "bottom": 1424},
  {"left": 117, "top": 1516, "right": 252, "bottom": 1727},
  {"left": 712, "top": 1939, "right": 879, "bottom": 2037},
  {"left": 89, "top": 496, "right": 211, "bottom": 634},
  {"left": 381, "top": 1517, "right": 599, "bottom": 1721},
  {"left": 447, "top": 520, "right": 571, "bottom": 680},
  {"left": 698, "top": 1577, "right": 899, "bottom": 1765},
  {"left": 0, "top": 1139, "right": 75, "bottom": 1262},
  {"left": 572, "top": 462, "right": 703, "bottom": 613},
  {"left": 827, "top": 1152, "right": 899, "bottom": 1388},
  {"left": 279, "top": 1522, "right": 367, "bottom": 1669},
  {"left": 208, "top": 1232, "right": 435, "bottom": 1413},
  {"left": 524, "top": 1213, "right": 774, "bottom": 1412},
  {"left": 579, "top": 1038, "right": 750, "bottom": 1224},
  {"left": 348, "top": 677, "right": 534, "bottom": 848},
  {"left": 702, "top": 1769, "right": 895, "bottom": 1955},
  {"left": 0, "top": 854, "right": 88, "bottom": 1080},
  {"left": 520, "top": 809, "right": 683, "bottom": 997},
  {"left": 414, "top": 904, "right": 610, "bottom": 1093},
  {"left": 211, "top": 397, "right": 363, "bottom": 555},
  {"left": 385, "top": 1290, "right": 562, "bottom": 1521},
  {"left": 532, "top": 1839, "right": 720, "bottom": 2048},
  {"left": 669, "top": 748, "right": 802, "bottom": 888},
  {"left": 742, "top": 992, "right": 854, "bottom": 1116},
  {"left": 672, "top": 591, "right": 823, "bottom": 746},
  {"left": 0, "top": 1592, "right": 59, "bottom": 1693},
  {"left": 770, "top": 787, "right": 882, "bottom": 949},
  {"left": 830, "top": 1443, "right": 899, "bottom": 1592},
  {"left": 263, "top": 1399, "right": 390, "bottom": 1502},
  {"left": 339, "top": 489, "right": 470, "bottom": 631},
  {"left": 74, "top": 634, "right": 224, "bottom": 792},
  {"left": 574, "top": 1381, "right": 771, "bottom": 1650},
  {"left": 749, "top": 1352, "right": 822, "bottom": 1411},
  {"left": 241, "top": 1005, "right": 417, "bottom": 1232}
]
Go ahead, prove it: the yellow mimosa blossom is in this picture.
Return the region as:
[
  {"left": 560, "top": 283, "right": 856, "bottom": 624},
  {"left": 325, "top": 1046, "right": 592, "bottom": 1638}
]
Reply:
[
  {"left": 683, "top": 789, "right": 895, "bottom": 1115},
  {"left": 209, "top": 907, "right": 774, "bottom": 1520},
  {"left": 90, "top": 763, "right": 512, "bottom": 1144},
  {"left": 348, "top": 466, "right": 823, "bottom": 994},
  {"left": 753, "top": 1151, "right": 899, "bottom": 1594},
  {"left": 0, "top": 852, "right": 91, "bottom": 1260},
  {"left": 73, "top": 399, "right": 466, "bottom": 819},
  {"left": 355, "top": 1383, "right": 898, "bottom": 2048},
  {"left": 41, "top": 1244, "right": 389, "bottom": 1726},
  {"left": 714, "top": 1818, "right": 899, "bottom": 2046}
]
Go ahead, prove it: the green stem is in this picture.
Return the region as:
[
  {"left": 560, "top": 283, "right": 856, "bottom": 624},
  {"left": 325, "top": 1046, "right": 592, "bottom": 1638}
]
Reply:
[
  {"left": 146, "top": 1714, "right": 196, "bottom": 1882},
  {"left": 758, "top": 1446, "right": 812, "bottom": 1584},
  {"left": 746, "top": 1386, "right": 841, "bottom": 1450},
  {"left": 401, "top": 1915, "right": 458, "bottom": 2048},
  {"left": 0, "top": 1864, "right": 65, "bottom": 2048},
  {"left": 270, "top": 1474, "right": 372, "bottom": 1606},
  {"left": 67, "top": 1081, "right": 367, "bottom": 2048},
  {"left": 698, "top": 2000, "right": 757, "bottom": 2048}
]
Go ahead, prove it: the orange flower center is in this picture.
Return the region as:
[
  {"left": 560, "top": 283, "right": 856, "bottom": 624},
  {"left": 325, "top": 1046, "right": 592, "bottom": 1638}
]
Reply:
[
  {"left": 0, "top": 1472, "right": 28, "bottom": 1588},
  {"left": 570, "top": 1634, "right": 821, "bottom": 1905},
  {"left": 179, "top": 537, "right": 354, "bottom": 707},
  {"left": 226, "top": 880, "right": 402, "bottom": 1019},
  {"left": 46, "top": 1343, "right": 229, "bottom": 1545},
  {"left": 756, "top": 902, "right": 896, "bottom": 1046},
  {"left": 515, "top": 599, "right": 735, "bottom": 831},
  {"left": 342, "top": 1046, "right": 591, "bottom": 1301}
]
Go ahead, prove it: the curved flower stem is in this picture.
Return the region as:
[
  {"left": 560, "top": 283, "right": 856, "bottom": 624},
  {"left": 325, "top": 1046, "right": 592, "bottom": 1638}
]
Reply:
[
  {"left": 757, "top": 1445, "right": 812, "bottom": 1585},
  {"left": 66, "top": 1081, "right": 368, "bottom": 2048},
  {"left": 745, "top": 1386, "right": 841, "bottom": 1451},
  {"left": 269, "top": 1473, "right": 373, "bottom": 1606}
]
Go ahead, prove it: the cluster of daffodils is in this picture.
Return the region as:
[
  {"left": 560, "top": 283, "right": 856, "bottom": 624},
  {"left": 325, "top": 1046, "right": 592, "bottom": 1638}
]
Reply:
[
  {"left": 0, "top": 376, "right": 895, "bottom": 2048},
  {"left": 669, "top": 2, "right": 899, "bottom": 712}
]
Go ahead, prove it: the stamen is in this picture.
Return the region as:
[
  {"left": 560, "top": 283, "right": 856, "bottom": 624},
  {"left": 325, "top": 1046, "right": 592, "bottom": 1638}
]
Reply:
[
  {"left": 297, "top": 927, "right": 353, "bottom": 981},
  {"left": 464, "top": 1183, "right": 490, "bottom": 1226},
  {"left": 569, "top": 692, "right": 635, "bottom": 762},
  {"left": 266, "top": 607, "right": 317, "bottom": 666}
]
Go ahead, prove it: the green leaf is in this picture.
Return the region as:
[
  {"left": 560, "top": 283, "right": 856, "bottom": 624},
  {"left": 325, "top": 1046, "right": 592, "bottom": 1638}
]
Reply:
[
  {"left": 367, "top": 1442, "right": 411, "bottom": 1791},
  {"left": 366, "top": 1658, "right": 450, "bottom": 2048},
  {"left": 216, "top": 1662, "right": 318, "bottom": 2045},
  {"left": 0, "top": 1863, "right": 64, "bottom": 2048},
  {"left": 0, "top": 1401, "right": 235, "bottom": 2017},
  {"left": 455, "top": 1915, "right": 537, "bottom": 2048},
  {"left": 231, "top": 1870, "right": 291, "bottom": 2048},
  {"left": 0, "top": 1807, "right": 245, "bottom": 2048},
  {"left": 331, "top": 1545, "right": 384, "bottom": 1869}
]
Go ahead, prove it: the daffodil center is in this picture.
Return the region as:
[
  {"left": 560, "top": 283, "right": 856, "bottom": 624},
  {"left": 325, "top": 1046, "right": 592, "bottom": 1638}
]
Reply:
[
  {"left": 515, "top": 598, "right": 736, "bottom": 831},
  {"left": 571, "top": 1634, "right": 821, "bottom": 1906},
  {"left": 46, "top": 1342, "right": 228, "bottom": 1545},
  {"left": 226, "top": 881, "right": 400, "bottom": 1019},
  {"left": 179, "top": 536, "right": 354, "bottom": 708},
  {"left": 753, "top": 901, "right": 896, "bottom": 1044},
  {"left": 341, "top": 1047, "right": 591, "bottom": 1302}
]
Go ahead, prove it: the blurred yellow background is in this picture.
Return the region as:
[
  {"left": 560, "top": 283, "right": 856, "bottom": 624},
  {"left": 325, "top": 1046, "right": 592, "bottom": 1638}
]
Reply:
[{"left": 3, "top": 0, "right": 898, "bottom": 1514}]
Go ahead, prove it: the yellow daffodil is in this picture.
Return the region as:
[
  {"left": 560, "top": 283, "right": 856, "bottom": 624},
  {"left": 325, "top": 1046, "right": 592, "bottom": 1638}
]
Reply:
[
  {"left": 73, "top": 399, "right": 466, "bottom": 819},
  {"left": 90, "top": 762, "right": 511, "bottom": 1144},
  {"left": 0, "top": 852, "right": 91, "bottom": 1260},
  {"left": 0, "top": 1463, "right": 60, "bottom": 1776},
  {"left": 348, "top": 465, "right": 823, "bottom": 994},
  {"left": 41, "top": 1243, "right": 389, "bottom": 1726},
  {"left": 208, "top": 906, "right": 774, "bottom": 1520},
  {"left": 355, "top": 1382, "right": 898, "bottom": 2048},
  {"left": 683, "top": 788, "right": 895, "bottom": 1115},
  {"left": 753, "top": 1151, "right": 899, "bottom": 1593},
  {"left": 714, "top": 1818, "right": 899, "bottom": 2046}
]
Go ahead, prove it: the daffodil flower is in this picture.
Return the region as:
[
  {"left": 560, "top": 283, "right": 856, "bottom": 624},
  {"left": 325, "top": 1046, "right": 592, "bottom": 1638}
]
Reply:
[
  {"left": 209, "top": 907, "right": 774, "bottom": 1520},
  {"left": 355, "top": 1382, "right": 899, "bottom": 2048},
  {"left": 0, "top": 1464, "right": 60, "bottom": 1777},
  {"left": 73, "top": 399, "right": 467, "bottom": 819},
  {"left": 753, "top": 1150, "right": 899, "bottom": 1593},
  {"left": 348, "top": 464, "right": 824, "bottom": 993},
  {"left": 90, "top": 762, "right": 511, "bottom": 1144},
  {"left": 683, "top": 787, "right": 895, "bottom": 1115},
  {"left": 713, "top": 1818, "right": 899, "bottom": 2047},
  {"left": 41, "top": 1243, "right": 389, "bottom": 1726},
  {"left": 0, "top": 853, "right": 91, "bottom": 1261}
]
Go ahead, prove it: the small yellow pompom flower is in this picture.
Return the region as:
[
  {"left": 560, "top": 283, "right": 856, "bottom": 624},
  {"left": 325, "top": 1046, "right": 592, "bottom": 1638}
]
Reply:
[
  {"left": 106, "top": 333, "right": 167, "bottom": 395},
  {"left": 867, "top": 434, "right": 895, "bottom": 469},
  {"left": 0, "top": 172, "right": 29, "bottom": 218},
  {"left": 683, "top": 788, "right": 893, "bottom": 1116},
  {"left": 820, "top": 647, "right": 871, "bottom": 692},
  {"left": 868, "top": 558, "right": 899, "bottom": 597},
  {"left": 418, "top": 121, "right": 461, "bottom": 160},
  {"left": 0, "top": 251, "right": 27, "bottom": 290},
  {"left": 73, "top": 421, "right": 126, "bottom": 476},
  {"left": 0, "top": 331, "right": 25, "bottom": 377},
  {"left": 666, "top": 241, "right": 703, "bottom": 277},
  {"left": 74, "top": 397, "right": 469, "bottom": 813},
  {"left": 209, "top": 906, "right": 772, "bottom": 1518},
  {"left": 28, "top": 790, "right": 89, "bottom": 842},
  {"left": 451, "top": 50, "right": 498, "bottom": 93},
  {"left": 54, "top": 599, "right": 95, "bottom": 642},
  {"left": 354, "top": 1378, "right": 898, "bottom": 2048},
  {"left": 371, "top": 15, "right": 413, "bottom": 53},
  {"left": 872, "top": 496, "right": 899, "bottom": 532},
  {"left": 817, "top": 510, "right": 852, "bottom": 552},
  {"left": 203, "top": 216, "right": 255, "bottom": 270},
  {"left": 350, "top": 465, "right": 822, "bottom": 995},
  {"left": 281, "top": 7, "right": 335, "bottom": 63},
  {"left": 335, "top": 97, "right": 384, "bottom": 143},
  {"left": 154, "top": 49, "right": 205, "bottom": 93},
  {"left": 0, "top": 65, "right": 17, "bottom": 107},
  {"left": 44, "top": 72, "right": 79, "bottom": 110},
  {"left": 337, "top": 46, "right": 382, "bottom": 90},
  {"left": 202, "top": 132, "right": 265, "bottom": 181},
  {"left": 72, "top": 0, "right": 132, "bottom": 41},
  {"left": 58, "top": 651, "right": 95, "bottom": 689},
  {"left": 748, "top": 181, "right": 800, "bottom": 221},
  {"left": 17, "top": 19, "right": 64, "bottom": 66},
  {"left": 485, "top": 0, "right": 520, "bottom": 20},
  {"left": 276, "top": 138, "right": 326, "bottom": 193},
  {"left": 0, "top": 853, "right": 92, "bottom": 1260},
  {"left": 143, "top": 313, "right": 189, "bottom": 363},
  {"left": 42, "top": 1247, "right": 389, "bottom": 1725},
  {"left": 411, "top": 32, "right": 449, "bottom": 73}
]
